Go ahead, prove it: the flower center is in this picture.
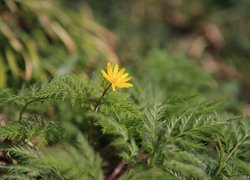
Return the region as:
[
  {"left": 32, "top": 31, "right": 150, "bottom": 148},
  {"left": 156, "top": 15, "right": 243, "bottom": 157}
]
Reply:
[{"left": 111, "top": 76, "right": 119, "bottom": 84}]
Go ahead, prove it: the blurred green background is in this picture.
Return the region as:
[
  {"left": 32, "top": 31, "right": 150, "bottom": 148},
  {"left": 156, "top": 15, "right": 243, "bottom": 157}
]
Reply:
[{"left": 1, "top": 0, "right": 250, "bottom": 113}]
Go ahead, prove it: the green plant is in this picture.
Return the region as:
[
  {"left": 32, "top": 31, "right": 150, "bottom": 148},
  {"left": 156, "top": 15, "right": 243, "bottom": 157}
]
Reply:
[{"left": 0, "top": 51, "right": 249, "bottom": 179}]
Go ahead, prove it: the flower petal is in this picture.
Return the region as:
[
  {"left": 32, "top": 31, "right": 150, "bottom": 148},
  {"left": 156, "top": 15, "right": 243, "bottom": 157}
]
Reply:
[
  {"left": 102, "top": 63, "right": 133, "bottom": 91},
  {"left": 112, "top": 84, "right": 116, "bottom": 91},
  {"left": 123, "top": 76, "right": 132, "bottom": 82},
  {"left": 107, "top": 62, "right": 113, "bottom": 76},
  {"left": 101, "top": 70, "right": 110, "bottom": 81},
  {"left": 117, "top": 68, "right": 125, "bottom": 77},
  {"left": 114, "top": 64, "right": 119, "bottom": 74},
  {"left": 117, "top": 83, "right": 133, "bottom": 88},
  {"left": 117, "top": 76, "right": 132, "bottom": 84},
  {"left": 120, "top": 73, "right": 129, "bottom": 79}
]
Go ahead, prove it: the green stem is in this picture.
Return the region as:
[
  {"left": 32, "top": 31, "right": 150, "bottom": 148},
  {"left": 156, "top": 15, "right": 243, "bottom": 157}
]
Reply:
[
  {"left": 18, "top": 98, "right": 40, "bottom": 122},
  {"left": 214, "top": 136, "right": 247, "bottom": 176},
  {"left": 88, "top": 84, "right": 112, "bottom": 142},
  {"left": 94, "top": 84, "right": 112, "bottom": 112}
]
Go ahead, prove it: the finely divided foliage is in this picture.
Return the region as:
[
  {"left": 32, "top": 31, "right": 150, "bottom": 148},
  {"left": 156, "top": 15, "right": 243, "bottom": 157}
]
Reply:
[
  {"left": 36, "top": 74, "right": 90, "bottom": 106},
  {"left": 0, "top": 54, "right": 250, "bottom": 179}
]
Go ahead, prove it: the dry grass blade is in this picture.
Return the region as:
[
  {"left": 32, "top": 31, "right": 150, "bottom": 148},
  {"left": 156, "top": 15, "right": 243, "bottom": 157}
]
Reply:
[
  {"left": 50, "top": 21, "right": 77, "bottom": 53},
  {"left": 0, "top": 20, "right": 23, "bottom": 52}
]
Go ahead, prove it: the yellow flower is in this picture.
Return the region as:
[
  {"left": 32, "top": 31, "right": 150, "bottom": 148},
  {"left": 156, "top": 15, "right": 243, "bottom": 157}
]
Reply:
[{"left": 101, "top": 63, "right": 133, "bottom": 91}]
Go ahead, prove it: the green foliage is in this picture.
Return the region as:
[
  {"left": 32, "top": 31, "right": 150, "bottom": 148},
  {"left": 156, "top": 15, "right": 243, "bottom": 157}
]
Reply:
[
  {"left": 88, "top": 112, "right": 139, "bottom": 163},
  {"left": 145, "top": 50, "right": 214, "bottom": 96},
  {"left": 101, "top": 91, "right": 141, "bottom": 119},
  {"left": 1, "top": 0, "right": 250, "bottom": 179},
  {"left": 140, "top": 103, "right": 166, "bottom": 154},
  {"left": 0, "top": 50, "right": 250, "bottom": 179},
  {"left": 0, "top": 133, "right": 103, "bottom": 179},
  {"left": 121, "top": 167, "right": 176, "bottom": 180},
  {"left": 36, "top": 74, "right": 90, "bottom": 107},
  {"left": 0, "top": 117, "right": 60, "bottom": 147},
  {"left": 214, "top": 120, "right": 250, "bottom": 178}
]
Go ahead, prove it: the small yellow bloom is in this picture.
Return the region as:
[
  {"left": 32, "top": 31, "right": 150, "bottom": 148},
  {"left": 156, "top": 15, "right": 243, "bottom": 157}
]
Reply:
[{"left": 101, "top": 63, "right": 133, "bottom": 91}]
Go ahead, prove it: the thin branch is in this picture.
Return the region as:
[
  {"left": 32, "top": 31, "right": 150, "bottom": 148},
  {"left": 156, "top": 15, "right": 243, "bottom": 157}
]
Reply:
[
  {"left": 88, "top": 84, "right": 112, "bottom": 142},
  {"left": 214, "top": 136, "right": 247, "bottom": 176},
  {"left": 106, "top": 161, "right": 125, "bottom": 180},
  {"left": 94, "top": 84, "right": 112, "bottom": 112},
  {"left": 18, "top": 98, "right": 40, "bottom": 122}
]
